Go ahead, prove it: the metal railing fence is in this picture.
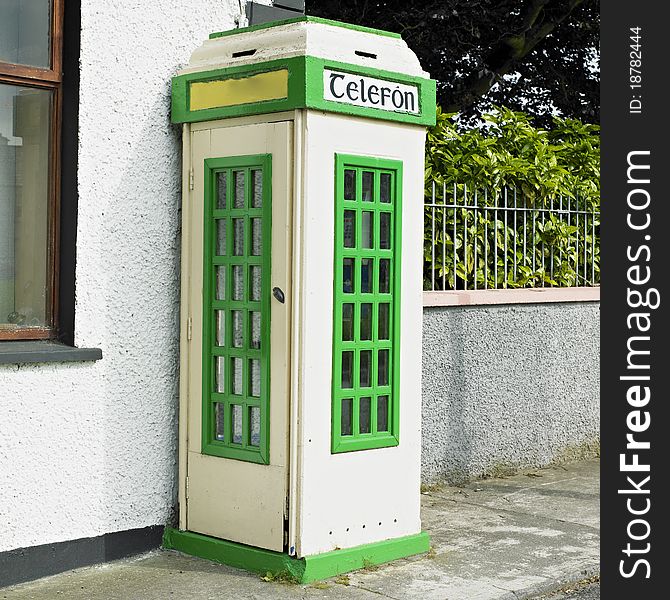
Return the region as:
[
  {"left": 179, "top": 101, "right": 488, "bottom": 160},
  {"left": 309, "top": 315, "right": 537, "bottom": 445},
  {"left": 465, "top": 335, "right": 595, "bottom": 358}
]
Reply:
[{"left": 424, "top": 182, "right": 600, "bottom": 291}]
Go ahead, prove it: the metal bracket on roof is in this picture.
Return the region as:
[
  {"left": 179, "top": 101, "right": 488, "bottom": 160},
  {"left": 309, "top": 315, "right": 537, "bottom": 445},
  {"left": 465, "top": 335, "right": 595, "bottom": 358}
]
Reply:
[
  {"left": 275, "top": 0, "right": 306, "bottom": 9},
  {"left": 246, "top": 1, "right": 305, "bottom": 26}
]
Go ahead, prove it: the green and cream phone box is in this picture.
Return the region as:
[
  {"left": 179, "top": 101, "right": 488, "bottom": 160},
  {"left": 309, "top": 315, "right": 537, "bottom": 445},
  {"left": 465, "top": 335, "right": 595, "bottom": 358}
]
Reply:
[{"left": 166, "top": 16, "right": 436, "bottom": 583}]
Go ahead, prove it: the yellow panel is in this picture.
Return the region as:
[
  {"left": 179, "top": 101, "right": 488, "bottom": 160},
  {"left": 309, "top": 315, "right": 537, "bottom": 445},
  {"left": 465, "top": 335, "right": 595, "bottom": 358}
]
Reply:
[{"left": 190, "top": 69, "right": 289, "bottom": 111}]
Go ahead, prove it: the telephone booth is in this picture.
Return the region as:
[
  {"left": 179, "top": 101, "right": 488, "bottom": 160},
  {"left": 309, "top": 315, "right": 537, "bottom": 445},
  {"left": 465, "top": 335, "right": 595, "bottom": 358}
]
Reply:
[{"left": 164, "top": 16, "right": 436, "bottom": 582}]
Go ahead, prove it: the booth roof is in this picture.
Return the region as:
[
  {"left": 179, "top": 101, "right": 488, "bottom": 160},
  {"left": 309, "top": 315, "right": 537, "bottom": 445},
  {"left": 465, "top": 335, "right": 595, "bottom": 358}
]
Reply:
[{"left": 208, "top": 15, "right": 402, "bottom": 42}]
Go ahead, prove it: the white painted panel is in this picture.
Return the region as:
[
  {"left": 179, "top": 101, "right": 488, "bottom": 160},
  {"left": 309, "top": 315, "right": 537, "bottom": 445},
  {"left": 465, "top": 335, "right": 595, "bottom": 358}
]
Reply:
[
  {"left": 184, "top": 21, "right": 427, "bottom": 78},
  {"left": 186, "top": 128, "right": 210, "bottom": 453},
  {"left": 323, "top": 69, "right": 420, "bottom": 114},
  {"left": 187, "top": 452, "right": 286, "bottom": 549},
  {"left": 295, "top": 112, "right": 426, "bottom": 557},
  {"left": 186, "top": 119, "right": 293, "bottom": 552},
  {"left": 178, "top": 123, "right": 193, "bottom": 531}
]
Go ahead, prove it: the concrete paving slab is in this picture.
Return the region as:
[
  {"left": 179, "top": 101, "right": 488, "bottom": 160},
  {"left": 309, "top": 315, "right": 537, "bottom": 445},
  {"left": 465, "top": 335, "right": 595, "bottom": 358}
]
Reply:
[
  {"left": 544, "top": 586, "right": 599, "bottom": 600},
  {"left": 0, "top": 460, "right": 600, "bottom": 600},
  {"left": 419, "top": 498, "right": 598, "bottom": 598},
  {"left": 425, "top": 461, "right": 599, "bottom": 530},
  {"left": 0, "top": 552, "right": 377, "bottom": 600},
  {"left": 532, "top": 577, "right": 600, "bottom": 599}
]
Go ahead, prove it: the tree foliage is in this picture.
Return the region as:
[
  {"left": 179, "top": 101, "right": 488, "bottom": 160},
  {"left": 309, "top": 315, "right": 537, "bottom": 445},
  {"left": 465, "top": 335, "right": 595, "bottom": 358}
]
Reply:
[
  {"left": 427, "top": 107, "right": 600, "bottom": 204},
  {"left": 424, "top": 109, "right": 600, "bottom": 289},
  {"left": 306, "top": 0, "right": 599, "bottom": 126}
]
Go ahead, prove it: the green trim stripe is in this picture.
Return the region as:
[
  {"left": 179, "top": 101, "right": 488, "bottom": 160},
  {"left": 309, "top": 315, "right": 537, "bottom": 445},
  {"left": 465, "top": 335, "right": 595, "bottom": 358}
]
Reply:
[
  {"left": 171, "top": 56, "right": 436, "bottom": 126},
  {"left": 209, "top": 16, "right": 402, "bottom": 41},
  {"left": 331, "top": 154, "right": 402, "bottom": 454},
  {"left": 171, "top": 57, "right": 307, "bottom": 125},
  {"left": 163, "top": 528, "right": 430, "bottom": 583},
  {"left": 164, "top": 527, "right": 304, "bottom": 580},
  {"left": 201, "top": 155, "right": 272, "bottom": 464},
  {"left": 301, "top": 532, "right": 429, "bottom": 582}
]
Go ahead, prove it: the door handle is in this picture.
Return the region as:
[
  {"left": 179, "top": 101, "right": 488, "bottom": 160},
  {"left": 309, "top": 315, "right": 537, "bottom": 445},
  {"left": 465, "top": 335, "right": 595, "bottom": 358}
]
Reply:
[{"left": 272, "top": 287, "right": 285, "bottom": 304}]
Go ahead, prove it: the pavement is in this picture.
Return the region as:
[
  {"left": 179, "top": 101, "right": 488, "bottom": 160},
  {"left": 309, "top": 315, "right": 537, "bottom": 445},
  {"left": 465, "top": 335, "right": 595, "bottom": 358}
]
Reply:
[
  {"left": 532, "top": 579, "right": 599, "bottom": 599},
  {"left": 0, "top": 459, "right": 599, "bottom": 600}
]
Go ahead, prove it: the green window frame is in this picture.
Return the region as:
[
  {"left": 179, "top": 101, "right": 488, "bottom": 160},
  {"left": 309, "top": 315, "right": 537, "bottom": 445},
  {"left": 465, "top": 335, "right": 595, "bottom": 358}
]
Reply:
[
  {"left": 202, "top": 155, "right": 272, "bottom": 464},
  {"left": 332, "top": 154, "right": 402, "bottom": 453}
]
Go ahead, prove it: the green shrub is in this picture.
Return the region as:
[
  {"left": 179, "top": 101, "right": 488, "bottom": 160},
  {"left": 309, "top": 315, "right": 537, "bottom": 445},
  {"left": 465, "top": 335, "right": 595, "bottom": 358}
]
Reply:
[{"left": 424, "top": 107, "right": 600, "bottom": 289}]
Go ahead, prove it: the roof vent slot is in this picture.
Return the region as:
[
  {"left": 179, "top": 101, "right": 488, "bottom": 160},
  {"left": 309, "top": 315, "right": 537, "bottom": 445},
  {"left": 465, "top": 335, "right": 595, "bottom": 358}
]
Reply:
[
  {"left": 232, "top": 49, "right": 257, "bottom": 58},
  {"left": 355, "top": 50, "right": 378, "bottom": 60}
]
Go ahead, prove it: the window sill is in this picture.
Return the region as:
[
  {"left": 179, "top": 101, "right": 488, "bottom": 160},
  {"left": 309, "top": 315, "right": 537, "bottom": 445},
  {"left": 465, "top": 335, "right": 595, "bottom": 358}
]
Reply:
[
  {"left": 424, "top": 286, "right": 600, "bottom": 307},
  {"left": 0, "top": 341, "right": 102, "bottom": 365}
]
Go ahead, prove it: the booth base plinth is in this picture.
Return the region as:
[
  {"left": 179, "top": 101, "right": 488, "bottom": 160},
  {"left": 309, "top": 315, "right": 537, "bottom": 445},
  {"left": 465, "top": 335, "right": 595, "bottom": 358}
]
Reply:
[{"left": 162, "top": 528, "right": 430, "bottom": 583}]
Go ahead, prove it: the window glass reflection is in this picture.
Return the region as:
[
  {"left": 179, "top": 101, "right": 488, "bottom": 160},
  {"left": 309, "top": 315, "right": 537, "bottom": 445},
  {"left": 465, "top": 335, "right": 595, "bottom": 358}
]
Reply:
[
  {"left": 0, "top": 1, "right": 51, "bottom": 68},
  {"left": 0, "top": 85, "right": 51, "bottom": 330}
]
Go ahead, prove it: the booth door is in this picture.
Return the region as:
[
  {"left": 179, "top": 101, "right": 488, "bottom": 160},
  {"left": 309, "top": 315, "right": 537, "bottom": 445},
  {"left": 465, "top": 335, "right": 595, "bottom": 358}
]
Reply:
[{"left": 186, "top": 120, "right": 292, "bottom": 552}]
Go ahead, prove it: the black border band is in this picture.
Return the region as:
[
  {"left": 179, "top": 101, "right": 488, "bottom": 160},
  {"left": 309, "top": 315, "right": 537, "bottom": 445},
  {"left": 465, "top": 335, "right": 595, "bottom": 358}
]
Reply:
[{"left": 0, "top": 526, "right": 164, "bottom": 588}]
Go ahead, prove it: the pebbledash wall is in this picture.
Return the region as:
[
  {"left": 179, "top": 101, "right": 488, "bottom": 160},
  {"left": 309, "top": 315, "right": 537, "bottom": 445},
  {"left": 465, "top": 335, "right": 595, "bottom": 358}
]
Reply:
[
  {"left": 0, "top": 0, "right": 251, "bottom": 572},
  {"left": 422, "top": 296, "right": 600, "bottom": 484}
]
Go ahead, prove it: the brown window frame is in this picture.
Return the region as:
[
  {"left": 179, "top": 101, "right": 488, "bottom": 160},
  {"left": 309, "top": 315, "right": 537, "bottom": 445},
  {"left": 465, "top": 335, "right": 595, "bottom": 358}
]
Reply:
[{"left": 0, "top": 0, "right": 65, "bottom": 341}]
